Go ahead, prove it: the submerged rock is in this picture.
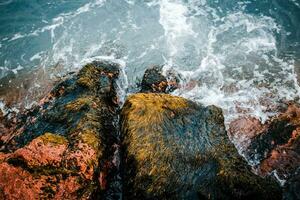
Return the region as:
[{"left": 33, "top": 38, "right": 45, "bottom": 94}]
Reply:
[
  {"left": 0, "top": 61, "right": 121, "bottom": 199},
  {"left": 0, "top": 62, "right": 64, "bottom": 111},
  {"left": 121, "top": 93, "right": 282, "bottom": 199}
]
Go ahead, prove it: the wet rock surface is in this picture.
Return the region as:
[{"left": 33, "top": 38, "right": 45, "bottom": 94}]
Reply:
[
  {"left": 1, "top": 63, "right": 299, "bottom": 199},
  {"left": 0, "top": 61, "right": 121, "bottom": 199},
  {"left": 229, "top": 103, "right": 300, "bottom": 199},
  {"left": 121, "top": 93, "right": 282, "bottom": 199},
  {"left": 0, "top": 63, "right": 64, "bottom": 112},
  {"left": 140, "top": 65, "right": 179, "bottom": 93}
]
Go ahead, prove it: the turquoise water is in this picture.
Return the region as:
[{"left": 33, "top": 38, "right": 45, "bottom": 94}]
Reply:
[{"left": 0, "top": 0, "right": 300, "bottom": 122}]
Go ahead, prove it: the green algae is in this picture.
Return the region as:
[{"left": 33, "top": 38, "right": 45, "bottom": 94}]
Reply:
[
  {"left": 77, "top": 64, "right": 99, "bottom": 89},
  {"left": 65, "top": 97, "right": 94, "bottom": 112},
  {"left": 79, "top": 130, "right": 100, "bottom": 151},
  {"left": 121, "top": 93, "right": 282, "bottom": 199},
  {"left": 39, "top": 133, "right": 68, "bottom": 146}
]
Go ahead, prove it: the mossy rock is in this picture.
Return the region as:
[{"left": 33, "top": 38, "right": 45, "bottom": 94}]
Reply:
[
  {"left": 140, "top": 65, "right": 168, "bottom": 93},
  {"left": 4, "top": 61, "right": 120, "bottom": 150},
  {"left": 39, "top": 132, "right": 68, "bottom": 146},
  {"left": 121, "top": 93, "right": 282, "bottom": 199},
  {"left": 0, "top": 61, "right": 121, "bottom": 199}
]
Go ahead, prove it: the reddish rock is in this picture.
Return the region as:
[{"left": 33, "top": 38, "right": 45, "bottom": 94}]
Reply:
[
  {"left": 8, "top": 133, "right": 68, "bottom": 168},
  {"left": 0, "top": 61, "right": 122, "bottom": 199},
  {"left": 63, "top": 140, "right": 98, "bottom": 180},
  {"left": 228, "top": 116, "right": 267, "bottom": 154},
  {"left": 0, "top": 162, "right": 84, "bottom": 200},
  {"left": 258, "top": 128, "right": 300, "bottom": 180},
  {"left": 0, "top": 152, "right": 6, "bottom": 162},
  {"left": 54, "top": 176, "right": 82, "bottom": 200},
  {"left": 0, "top": 162, "right": 44, "bottom": 200},
  {"left": 229, "top": 102, "right": 300, "bottom": 197}
]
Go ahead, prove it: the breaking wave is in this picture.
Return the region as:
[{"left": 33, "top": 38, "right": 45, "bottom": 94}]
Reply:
[{"left": 0, "top": 0, "right": 300, "bottom": 124}]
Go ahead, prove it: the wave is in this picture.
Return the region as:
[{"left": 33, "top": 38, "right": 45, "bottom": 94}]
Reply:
[
  {"left": 158, "top": 0, "right": 300, "bottom": 123},
  {"left": 0, "top": 0, "right": 299, "bottom": 126}
]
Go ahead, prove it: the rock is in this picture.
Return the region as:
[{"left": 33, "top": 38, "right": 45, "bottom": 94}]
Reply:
[
  {"left": 140, "top": 65, "right": 168, "bottom": 93},
  {"left": 258, "top": 129, "right": 300, "bottom": 180},
  {"left": 229, "top": 103, "right": 300, "bottom": 198},
  {"left": 228, "top": 116, "right": 268, "bottom": 164},
  {"left": 140, "top": 65, "right": 179, "bottom": 93},
  {"left": 283, "top": 168, "right": 300, "bottom": 200},
  {"left": 121, "top": 93, "right": 282, "bottom": 199},
  {"left": 8, "top": 133, "right": 68, "bottom": 169},
  {"left": 0, "top": 61, "right": 121, "bottom": 199}
]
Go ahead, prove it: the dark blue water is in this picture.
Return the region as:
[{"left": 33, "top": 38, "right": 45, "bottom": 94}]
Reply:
[{"left": 0, "top": 0, "right": 300, "bottom": 122}]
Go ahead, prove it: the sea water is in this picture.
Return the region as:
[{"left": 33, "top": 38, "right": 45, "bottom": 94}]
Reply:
[{"left": 0, "top": 0, "right": 300, "bottom": 124}]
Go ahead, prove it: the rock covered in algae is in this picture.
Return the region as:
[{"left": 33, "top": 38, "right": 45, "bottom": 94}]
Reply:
[
  {"left": 0, "top": 61, "right": 121, "bottom": 199},
  {"left": 121, "top": 93, "right": 282, "bottom": 199}
]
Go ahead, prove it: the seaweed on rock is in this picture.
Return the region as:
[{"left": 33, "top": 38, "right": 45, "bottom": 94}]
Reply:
[
  {"left": 0, "top": 61, "right": 121, "bottom": 199},
  {"left": 121, "top": 93, "right": 282, "bottom": 199}
]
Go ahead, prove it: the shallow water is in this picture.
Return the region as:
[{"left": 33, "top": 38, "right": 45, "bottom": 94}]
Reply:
[{"left": 0, "top": 0, "right": 300, "bottom": 123}]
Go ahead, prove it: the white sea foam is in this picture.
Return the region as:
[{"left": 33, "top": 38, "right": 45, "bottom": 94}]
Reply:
[
  {"left": 11, "top": 65, "right": 23, "bottom": 75},
  {"left": 3, "top": 0, "right": 300, "bottom": 125},
  {"left": 30, "top": 52, "right": 45, "bottom": 61},
  {"left": 159, "top": 0, "right": 196, "bottom": 64},
  {"left": 0, "top": 100, "right": 6, "bottom": 115},
  {"left": 8, "top": 33, "right": 24, "bottom": 41},
  {"left": 7, "top": 0, "right": 107, "bottom": 42},
  {"left": 158, "top": 1, "right": 300, "bottom": 124},
  {"left": 290, "top": 0, "right": 300, "bottom": 8}
]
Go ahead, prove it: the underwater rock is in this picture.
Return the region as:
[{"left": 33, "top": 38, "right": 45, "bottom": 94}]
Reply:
[
  {"left": 0, "top": 111, "right": 18, "bottom": 146},
  {"left": 0, "top": 61, "right": 121, "bottom": 199},
  {"left": 228, "top": 116, "right": 268, "bottom": 161},
  {"left": 0, "top": 63, "right": 64, "bottom": 111},
  {"left": 121, "top": 93, "right": 282, "bottom": 199}
]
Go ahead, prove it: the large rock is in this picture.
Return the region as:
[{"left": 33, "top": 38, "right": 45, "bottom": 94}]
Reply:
[
  {"left": 121, "top": 93, "right": 282, "bottom": 199},
  {"left": 0, "top": 61, "right": 121, "bottom": 199}
]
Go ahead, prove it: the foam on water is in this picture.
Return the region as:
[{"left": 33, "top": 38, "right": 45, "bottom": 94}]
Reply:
[
  {"left": 0, "top": 0, "right": 300, "bottom": 185},
  {"left": 7, "top": 0, "right": 107, "bottom": 42},
  {"left": 158, "top": 0, "right": 300, "bottom": 124},
  {"left": 159, "top": 0, "right": 196, "bottom": 64},
  {"left": 0, "top": 0, "right": 300, "bottom": 124}
]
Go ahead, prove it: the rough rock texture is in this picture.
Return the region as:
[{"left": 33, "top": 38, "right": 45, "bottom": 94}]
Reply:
[
  {"left": 229, "top": 103, "right": 300, "bottom": 199},
  {"left": 0, "top": 61, "right": 121, "bottom": 199},
  {"left": 121, "top": 93, "right": 282, "bottom": 199},
  {"left": 228, "top": 116, "right": 268, "bottom": 162},
  {"left": 140, "top": 65, "right": 179, "bottom": 93}
]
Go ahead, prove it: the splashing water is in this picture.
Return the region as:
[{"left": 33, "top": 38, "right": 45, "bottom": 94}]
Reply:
[{"left": 0, "top": 0, "right": 300, "bottom": 124}]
